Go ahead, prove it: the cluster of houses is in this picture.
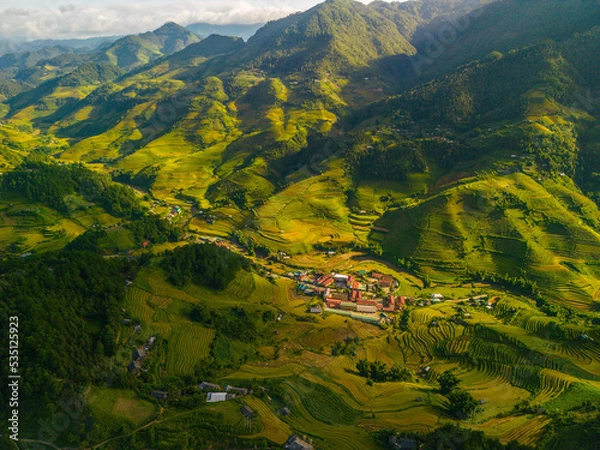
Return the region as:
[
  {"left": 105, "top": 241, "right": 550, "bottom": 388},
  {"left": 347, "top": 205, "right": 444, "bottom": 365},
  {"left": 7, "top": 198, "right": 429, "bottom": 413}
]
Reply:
[
  {"left": 293, "top": 270, "right": 413, "bottom": 316},
  {"left": 128, "top": 335, "right": 156, "bottom": 375},
  {"left": 198, "top": 381, "right": 311, "bottom": 447},
  {"left": 197, "top": 210, "right": 217, "bottom": 225},
  {"left": 198, "top": 381, "right": 252, "bottom": 403}
]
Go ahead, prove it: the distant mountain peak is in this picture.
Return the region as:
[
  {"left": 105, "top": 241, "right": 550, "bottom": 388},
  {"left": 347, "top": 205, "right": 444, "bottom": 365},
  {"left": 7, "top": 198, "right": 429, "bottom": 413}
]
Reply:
[
  {"left": 185, "top": 22, "right": 264, "bottom": 41},
  {"left": 152, "top": 22, "right": 191, "bottom": 35},
  {"left": 98, "top": 21, "right": 199, "bottom": 70}
]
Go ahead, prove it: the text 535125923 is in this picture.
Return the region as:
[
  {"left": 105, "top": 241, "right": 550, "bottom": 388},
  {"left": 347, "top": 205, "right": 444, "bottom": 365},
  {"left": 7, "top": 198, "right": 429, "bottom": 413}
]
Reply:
[{"left": 8, "top": 316, "right": 19, "bottom": 441}]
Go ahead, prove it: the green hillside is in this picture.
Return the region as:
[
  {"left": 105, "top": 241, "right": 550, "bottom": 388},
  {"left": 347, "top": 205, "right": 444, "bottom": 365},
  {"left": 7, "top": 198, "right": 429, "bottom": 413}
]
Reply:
[
  {"left": 241, "top": 0, "right": 416, "bottom": 74},
  {"left": 413, "top": 0, "right": 600, "bottom": 79}
]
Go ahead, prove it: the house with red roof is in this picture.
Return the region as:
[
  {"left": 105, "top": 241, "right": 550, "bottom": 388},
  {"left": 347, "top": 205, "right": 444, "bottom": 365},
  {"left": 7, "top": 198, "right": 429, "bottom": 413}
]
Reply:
[
  {"left": 396, "top": 296, "right": 406, "bottom": 310},
  {"left": 316, "top": 275, "right": 334, "bottom": 287},
  {"left": 326, "top": 299, "right": 342, "bottom": 308},
  {"left": 380, "top": 276, "right": 394, "bottom": 288},
  {"left": 357, "top": 300, "right": 378, "bottom": 307},
  {"left": 349, "top": 290, "right": 363, "bottom": 302}
]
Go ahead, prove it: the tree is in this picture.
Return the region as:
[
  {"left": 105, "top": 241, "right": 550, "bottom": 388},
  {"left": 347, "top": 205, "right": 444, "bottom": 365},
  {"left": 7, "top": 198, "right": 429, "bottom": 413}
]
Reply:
[
  {"left": 370, "top": 361, "right": 388, "bottom": 382},
  {"left": 447, "top": 389, "right": 479, "bottom": 420},
  {"left": 388, "top": 364, "right": 413, "bottom": 382},
  {"left": 356, "top": 359, "right": 369, "bottom": 377},
  {"left": 438, "top": 370, "right": 460, "bottom": 395}
]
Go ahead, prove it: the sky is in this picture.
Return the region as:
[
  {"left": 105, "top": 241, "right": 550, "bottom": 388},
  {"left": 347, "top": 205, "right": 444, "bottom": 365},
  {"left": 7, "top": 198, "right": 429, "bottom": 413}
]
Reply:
[{"left": 0, "top": 0, "right": 388, "bottom": 41}]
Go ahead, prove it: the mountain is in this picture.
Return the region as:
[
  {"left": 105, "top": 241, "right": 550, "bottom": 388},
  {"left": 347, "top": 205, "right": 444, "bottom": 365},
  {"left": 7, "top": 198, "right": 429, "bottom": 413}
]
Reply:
[
  {"left": 366, "top": 40, "right": 577, "bottom": 128},
  {"left": 0, "top": 47, "right": 92, "bottom": 102},
  {"left": 0, "top": 36, "right": 120, "bottom": 57},
  {"left": 240, "top": 0, "right": 416, "bottom": 74},
  {"left": 370, "top": 0, "right": 495, "bottom": 41},
  {"left": 410, "top": 0, "right": 600, "bottom": 80},
  {"left": 186, "top": 22, "right": 264, "bottom": 40},
  {"left": 172, "top": 34, "right": 247, "bottom": 60},
  {"left": 343, "top": 10, "right": 600, "bottom": 305},
  {"left": 0, "top": 46, "right": 81, "bottom": 71},
  {"left": 97, "top": 22, "right": 200, "bottom": 70},
  {"left": 6, "top": 62, "right": 123, "bottom": 123}
]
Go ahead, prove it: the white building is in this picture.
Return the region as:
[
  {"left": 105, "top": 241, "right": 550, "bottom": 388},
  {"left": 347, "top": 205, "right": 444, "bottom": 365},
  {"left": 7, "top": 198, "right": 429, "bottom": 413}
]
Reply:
[
  {"left": 207, "top": 392, "right": 229, "bottom": 403},
  {"left": 432, "top": 294, "right": 444, "bottom": 302}
]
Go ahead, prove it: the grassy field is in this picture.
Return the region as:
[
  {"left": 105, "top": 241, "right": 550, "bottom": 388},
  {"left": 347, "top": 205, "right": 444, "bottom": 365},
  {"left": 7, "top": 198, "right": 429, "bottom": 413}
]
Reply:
[{"left": 85, "top": 387, "right": 157, "bottom": 428}]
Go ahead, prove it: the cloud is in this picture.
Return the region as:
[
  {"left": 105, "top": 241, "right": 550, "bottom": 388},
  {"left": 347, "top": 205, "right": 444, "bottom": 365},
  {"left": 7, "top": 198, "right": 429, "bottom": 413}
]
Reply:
[
  {"left": 3, "top": 8, "right": 32, "bottom": 16},
  {"left": 58, "top": 4, "right": 76, "bottom": 13},
  {"left": 0, "top": 0, "right": 312, "bottom": 40}
]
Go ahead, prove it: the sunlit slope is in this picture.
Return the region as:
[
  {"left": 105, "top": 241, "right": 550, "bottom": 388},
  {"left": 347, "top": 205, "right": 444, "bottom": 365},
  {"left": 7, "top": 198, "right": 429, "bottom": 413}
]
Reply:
[{"left": 376, "top": 171, "right": 600, "bottom": 309}]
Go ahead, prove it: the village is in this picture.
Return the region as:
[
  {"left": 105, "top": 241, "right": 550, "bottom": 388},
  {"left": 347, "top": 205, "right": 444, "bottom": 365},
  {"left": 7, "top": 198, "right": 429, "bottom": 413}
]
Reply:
[
  {"left": 289, "top": 268, "right": 441, "bottom": 323},
  {"left": 283, "top": 267, "right": 495, "bottom": 327}
]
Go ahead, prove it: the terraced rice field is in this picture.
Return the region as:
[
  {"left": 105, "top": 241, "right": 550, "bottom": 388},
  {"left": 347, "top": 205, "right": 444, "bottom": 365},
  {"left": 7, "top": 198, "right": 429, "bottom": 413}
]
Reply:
[
  {"left": 125, "top": 282, "right": 215, "bottom": 376},
  {"left": 279, "top": 379, "right": 376, "bottom": 450},
  {"left": 378, "top": 171, "right": 600, "bottom": 309},
  {"left": 166, "top": 324, "right": 215, "bottom": 375},
  {"left": 472, "top": 415, "right": 551, "bottom": 446},
  {"left": 243, "top": 397, "right": 292, "bottom": 444},
  {"left": 125, "top": 287, "right": 155, "bottom": 322}
]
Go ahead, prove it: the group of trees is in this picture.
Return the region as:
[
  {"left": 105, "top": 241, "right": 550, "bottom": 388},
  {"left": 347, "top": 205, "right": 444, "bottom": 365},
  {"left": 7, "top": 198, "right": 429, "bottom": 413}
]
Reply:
[
  {"left": 189, "top": 303, "right": 276, "bottom": 376},
  {"left": 421, "top": 139, "right": 480, "bottom": 170},
  {"left": 2, "top": 160, "right": 144, "bottom": 219},
  {"left": 66, "top": 214, "right": 180, "bottom": 251},
  {"left": 345, "top": 140, "right": 428, "bottom": 182},
  {"left": 437, "top": 370, "right": 480, "bottom": 420},
  {"left": 189, "top": 304, "right": 265, "bottom": 343},
  {"left": 356, "top": 359, "right": 413, "bottom": 383},
  {"left": 127, "top": 213, "right": 181, "bottom": 245},
  {"left": 113, "top": 165, "right": 161, "bottom": 190},
  {"left": 518, "top": 124, "right": 579, "bottom": 176},
  {"left": 67, "top": 227, "right": 108, "bottom": 252},
  {"left": 231, "top": 230, "right": 272, "bottom": 257},
  {"left": 420, "top": 424, "right": 534, "bottom": 450},
  {"left": 1, "top": 161, "right": 183, "bottom": 247},
  {"left": 468, "top": 269, "right": 541, "bottom": 299},
  {"left": 161, "top": 243, "right": 249, "bottom": 290},
  {"left": 332, "top": 336, "right": 361, "bottom": 356},
  {"left": 382, "top": 425, "right": 533, "bottom": 449},
  {"left": 0, "top": 250, "right": 135, "bottom": 443}
]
